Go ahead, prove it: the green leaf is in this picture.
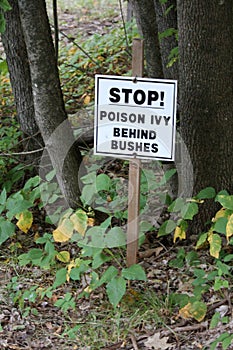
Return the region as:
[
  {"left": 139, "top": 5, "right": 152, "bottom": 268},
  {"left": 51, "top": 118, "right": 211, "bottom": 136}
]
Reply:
[
  {"left": 80, "top": 184, "right": 96, "bottom": 205},
  {"left": 0, "top": 218, "right": 15, "bottom": 244},
  {"left": 96, "top": 174, "right": 111, "bottom": 192},
  {"left": 122, "top": 264, "right": 147, "bottom": 281},
  {"left": 214, "top": 217, "right": 227, "bottom": 234},
  {"left": 106, "top": 276, "right": 126, "bottom": 308},
  {"left": 0, "top": 0, "right": 12, "bottom": 11},
  {"left": 209, "top": 312, "right": 221, "bottom": 329},
  {"left": 216, "top": 195, "right": 233, "bottom": 210},
  {"left": 159, "top": 168, "right": 176, "bottom": 185},
  {"left": 104, "top": 227, "right": 126, "bottom": 248},
  {"left": 181, "top": 202, "right": 199, "bottom": 220},
  {"left": 96, "top": 266, "right": 118, "bottom": 287},
  {"left": 53, "top": 268, "right": 67, "bottom": 288},
  {"left": 168, "top": 197, "right": 185, "bottom": 213},
  {"left": 196, "top": 187, "right": 216, "bottom": 200},
  {"left": 196, "top": 232, "right": 208, "bottom": 249},
  {"left": 0, "top": 13, "right": 6, "bottom": 34},
  {"left": 222, "top": 334, "right": 233, "bottom": 350},
  {"left": 158, "top": 219, "right": 176, "bottom": 237},
  {"left": 6, "top": 194, "right": 32, "bottom": 219},
  {"left": 0, "top": 188, "right": 7, "bottom": 205}
]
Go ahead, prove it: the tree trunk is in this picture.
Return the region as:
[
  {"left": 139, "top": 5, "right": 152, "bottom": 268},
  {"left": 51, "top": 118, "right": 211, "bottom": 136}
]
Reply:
[
  {"left": 130, "top": 0, "right": 163, "bottom": 78},
  {"left": 177, "top": 0, "right": 233, "bottom": 232},
  {"left": 1, "top": 0, "right": 44, "bottom": 166},
  {"left": 154, "top": 0, "right": 178, "bottom": 80},
  {"left": 18, "top": 0, "right": 82, "bottom": 209}
]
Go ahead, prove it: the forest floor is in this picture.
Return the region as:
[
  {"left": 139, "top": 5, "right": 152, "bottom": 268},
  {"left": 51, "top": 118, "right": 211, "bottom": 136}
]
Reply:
[{"left": 0, "top": 1, "right": 233, "bottom": 349}]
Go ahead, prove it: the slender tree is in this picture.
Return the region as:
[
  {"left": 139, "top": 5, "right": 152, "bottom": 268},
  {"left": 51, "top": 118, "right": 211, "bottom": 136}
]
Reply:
[
  {"left": 17, "top": 0, "right": 82, "bottom": 208},
  {"left": 129, "top": 0, "right": 163, "bottom": 78},
  {"left": 1, "top": 0, "right": 44, "bottom": 166}
]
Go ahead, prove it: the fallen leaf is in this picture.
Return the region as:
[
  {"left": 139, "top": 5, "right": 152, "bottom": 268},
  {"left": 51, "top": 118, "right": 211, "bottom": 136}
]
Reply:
[{"left": 144, "top": 332, "right": 170, "bottom": 349}]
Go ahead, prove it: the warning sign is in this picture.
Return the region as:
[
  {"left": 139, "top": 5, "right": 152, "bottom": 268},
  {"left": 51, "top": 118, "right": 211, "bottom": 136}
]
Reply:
[{"left": 94, "top": 75, "right": 177, "bottom": 161}]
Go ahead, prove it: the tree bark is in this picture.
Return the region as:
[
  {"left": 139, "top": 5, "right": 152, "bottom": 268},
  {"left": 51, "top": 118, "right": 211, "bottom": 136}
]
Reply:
[
  {"left": 1, "top": 0, "right": 44, "bottom": 166},
  {"left": 129, "top": 0, "right": 163, "bottom": 78},
  {"left": 18, "top": 0, "right": 82, "bottom": 208},
  {"left": 177, "top": 0, "right": 233, "bottom": 232},
  {"left": 154, "top": 0, "right": 178, "bottom": 80}
]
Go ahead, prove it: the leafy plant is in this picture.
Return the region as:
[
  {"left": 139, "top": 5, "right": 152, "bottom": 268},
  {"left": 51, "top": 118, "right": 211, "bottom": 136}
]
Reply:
[{"left": 0, "top": 0, "right": 11, "bottom": 33}]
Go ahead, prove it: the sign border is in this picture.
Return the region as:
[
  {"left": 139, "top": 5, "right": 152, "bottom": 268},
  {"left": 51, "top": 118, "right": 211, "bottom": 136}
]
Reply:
[{"left": 94, "top": 75, "right": 177, "bottom": 161}]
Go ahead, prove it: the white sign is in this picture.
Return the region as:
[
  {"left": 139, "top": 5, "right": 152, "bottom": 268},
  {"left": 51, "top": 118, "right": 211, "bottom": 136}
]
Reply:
[{"left": 94, "top": 75, "right": 177, "bottom": 161}]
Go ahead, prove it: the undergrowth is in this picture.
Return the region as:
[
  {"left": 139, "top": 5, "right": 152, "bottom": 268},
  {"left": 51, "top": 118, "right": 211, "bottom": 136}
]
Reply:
[{"left": 0, "top": 1, "right": 233, "bottom": 349}]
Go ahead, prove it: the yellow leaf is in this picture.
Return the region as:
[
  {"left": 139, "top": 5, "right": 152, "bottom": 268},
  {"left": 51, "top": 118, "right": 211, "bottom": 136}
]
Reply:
[
  {"left": 66, "top": 260, "right": 76, "bottom": 282},
  {"left": 226, "top": 213, "right": 233, "bottom": 243},
  {"left": 70, "top": 209, "right": 88, "bottom": 236},
  {"left": 87, "top": 218, "right": 95, "bottom": 226},
  {"left": 179, "top": 302, "right": 192, "bottom": 319},
  {"left": 173, "top": 226, "right": 186, "bottom": 243},
  {"left": 53, "top": 218, "right": 74, "bottom": 243},
  {"left": 212, "top": 208, "right": 226, "bottom": 222},
  {"left": 83, "top": 95, "right": 91, "bottom": 104},
  {"left": 56, "top": 250, "right": 70, "bottom": 263},
  {"left": 16, "top": 210, "right": 33, "bottom": 233},
  {"left": 208, "top": 231, "right": 221, "bottom": 259},
  {"left": 179, "top": 301, "right": 207, "bottom": 322}
]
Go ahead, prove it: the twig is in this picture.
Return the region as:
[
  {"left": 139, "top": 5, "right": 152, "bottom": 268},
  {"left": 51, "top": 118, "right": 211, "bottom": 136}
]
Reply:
[
  {"left": 53, "top": 0, "right": 59, "bottom": 61},
  {"left": 162, "top": 321, "right": 208, "bottom": 336},
  {"left": 129, "top": 333, "right": 139, "bottom": 350},
  {"left": 59, "top": 29, "right": 100, "bottom": 66},
  {"left": 0, "top": 148, "right": 44, "bottom": 157},
  {"left": 118, "top": 0, "right": 131, "bottom": 55}
]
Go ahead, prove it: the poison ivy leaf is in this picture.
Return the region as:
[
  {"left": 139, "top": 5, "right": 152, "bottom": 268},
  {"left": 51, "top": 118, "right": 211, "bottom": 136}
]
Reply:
[
  {"left": 53, "top": 268, "right": 67, "bottom": 288},
  {"left": 0, "top": 188, "right": 6, "bottom": 205},
  {"left": 53, "top": 218, "right": 74, "bottom": 243},
  {"left": 216, "top": 195, "right": 233, "bottom": 210},
  {"left": 0, "top": 218, "right": 15, "bottom": 244},
  {"left": 168, "top": 197, "right": 185, "bottom": 213},
  {"left": 96, "top": 266, "right": 118, "bottom": 287},
  {"left": 104, "top": 227, "right": 126, "bottom": 247},
  {"left": 106, "top": 276, "right": 126, "bottom": 308},
  {"left": 70, "top": 209, "right": 88, "bottom": 236},
  {"left": 159, "top": 168, "right": 176, "bottom": 186},
  {"left": 173, "top": 225, "right": 186, "bottom": 243},
  {"left": 196, "top": 187, "right": 216, "bottom": 199},
  {"left": 6, "top": 194, "right": 32, "bottom": 220},
  {"left": 158, "top": 219, "right": 176, "bottom": 237},
  {"left": 56, "top": 250, "right": 70, "bottom": 263},
  {"left": 212, "top": 208, "right": 227, "bottom": 222},
  {"left": 226, "top": 213, "right": 233, "bottom": 243},
  {"left": 179, "top": 301, "right": 207, "bottom": 322},
  {"left": 213, "top": 217, "right": 227, "bottom": 234},
  {"left": 122, "top": 264, "right": 147, "bottom": 281},
  {"left": 196, "top": 232, "right": 208, "bottom": 249},
  {"left": 80, "top": 184, "right": 96, "bottom": 205},
  {"left": 96, "top": 173, "right": 111, "bottom": 192},
  {"left": 208, "top": 232, "right": 222, "bottom": 259},
  {"left": 181, "top": 202, "right": 198, "bottom": 220},
  {"left": 16, "top": 210, "right": 33, "bottom": 233}
]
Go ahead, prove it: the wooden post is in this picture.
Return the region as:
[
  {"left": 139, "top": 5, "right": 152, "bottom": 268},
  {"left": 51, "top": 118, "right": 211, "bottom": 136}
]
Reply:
[{"left": 127, "top": 39, "right": 144, "bottom": 267}]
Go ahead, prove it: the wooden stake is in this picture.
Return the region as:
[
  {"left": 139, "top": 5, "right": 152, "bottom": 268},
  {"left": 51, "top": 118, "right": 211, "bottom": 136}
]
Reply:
[{"left": 127, "top": 39, "right": 144, "bottom": 267}]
